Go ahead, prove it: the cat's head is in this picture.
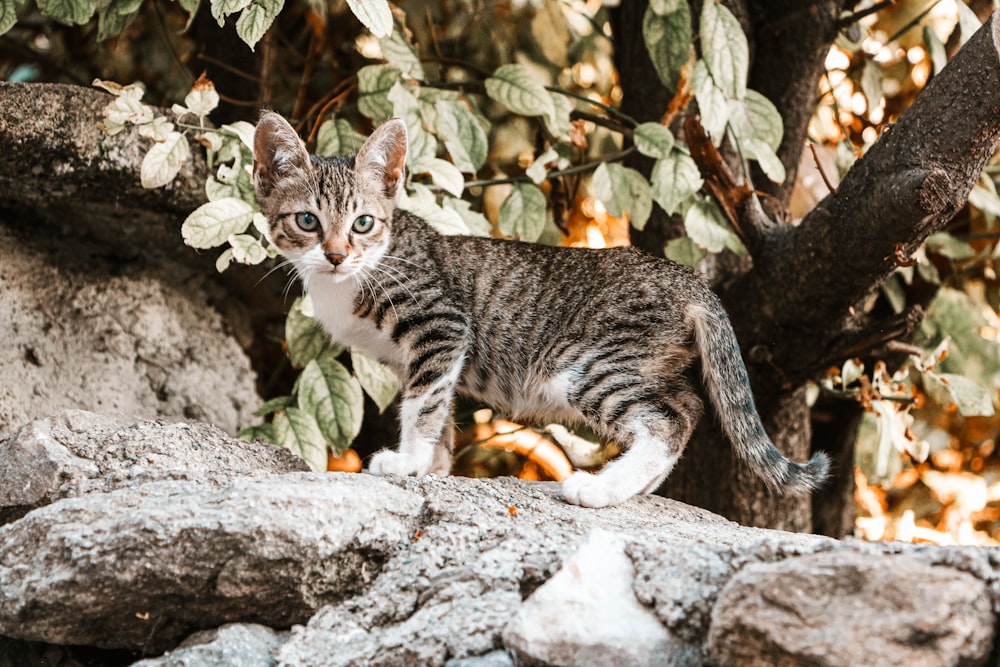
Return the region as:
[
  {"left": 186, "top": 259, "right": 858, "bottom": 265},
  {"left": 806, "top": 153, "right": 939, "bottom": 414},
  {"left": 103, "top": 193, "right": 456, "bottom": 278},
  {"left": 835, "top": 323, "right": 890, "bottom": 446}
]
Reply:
[{"left": 253, "top": 112, "right": 407, "bottom": 285}]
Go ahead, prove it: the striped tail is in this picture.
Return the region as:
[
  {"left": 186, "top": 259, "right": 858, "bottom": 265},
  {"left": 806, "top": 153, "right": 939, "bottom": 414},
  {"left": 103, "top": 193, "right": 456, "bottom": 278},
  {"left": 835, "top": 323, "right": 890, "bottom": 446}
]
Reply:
[{"left": 688, "top": 302, "right": 829, "bottom": 493}]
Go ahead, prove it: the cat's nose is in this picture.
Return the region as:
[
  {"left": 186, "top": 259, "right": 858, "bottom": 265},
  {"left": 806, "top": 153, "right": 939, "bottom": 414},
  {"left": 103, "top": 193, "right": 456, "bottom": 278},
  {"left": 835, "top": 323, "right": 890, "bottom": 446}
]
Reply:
[{"left": 325, "top": 251, "right": 346, "bottom": 266}]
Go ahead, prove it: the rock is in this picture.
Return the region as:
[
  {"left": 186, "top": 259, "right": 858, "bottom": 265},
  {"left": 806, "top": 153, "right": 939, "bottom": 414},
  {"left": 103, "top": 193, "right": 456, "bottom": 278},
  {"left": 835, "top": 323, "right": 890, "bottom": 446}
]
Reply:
[
  {"left": 0, "top": 410, "right": 308, "bottom": 525},
  {"left": 131, "top": 623, "right": 287, "bottom": 667},
  {"left": 707, "top": 549, "right": 996, "bottom": 667},
  {"left": 0, "top": 474, "right": 424, "bottom": 652},
  {"left": 0, "top": 224, "right": 262, "bottom": 437},
  {"left": 503, "top": 529, "right": 680, "bottom": 667}
]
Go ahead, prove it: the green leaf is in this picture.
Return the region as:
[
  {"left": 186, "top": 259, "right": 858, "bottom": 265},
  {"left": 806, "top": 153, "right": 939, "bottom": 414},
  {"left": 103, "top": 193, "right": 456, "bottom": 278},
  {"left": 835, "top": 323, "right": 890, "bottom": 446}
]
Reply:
[
  {"left": 634, "top": 122, "right": 675, "bottom": 159},
  {"left": 286, "top": 297, "right": 332, "bottom": 368},
  {"left": 346, "top": 0, "right": 391, "bottom": 38},
  {"left": 592, "top": 163, "right": 653, "bottom": 231},
  {"left": 664, "top": 235, "right": 706, "bottom": 266},
  {"left": 443, "top": 197, "right": 492, "bottom": 237},
  {"left": 957, "top": 0, "right": 982, "bottom": 46},
  {"left": 641, "top": 1, "right": 691, "bottom": 92},
  {"left": 38, "top": 0, "right": 95, "bottom": 24},
  {"left": 273, "top": 407, "right": 328, "bottom": 471},
  {"left": 215, "top": 248, "right": 234, "bottom": 272},
  {"left": 414, "top": 157, "right": 464, "bottom": 197},
  {"left": 499, "top": 183, "right": 547, "bottom": 243},
  {"left": 398, "top": 184, "right": 469, "bottom": 235},
  {"left": 298, "top": 355, "right": 365, "bottom": 454},
  {"left": 228, "top": 233, "right": 269, "bottom": 265},
  {"left": 253, "top": 394, "right": 295, "bottom": 417},
  {"left": 926, "top": 232, "right": 976, "bottom": 260},
  {"left": 235, "top": 0, "right": 283, "bottom": 50},
  {"left": 485, "top": 64, "right": 555, "bottom": 118},
  {"left": 691, "top": 60, "right": 728, "bottom": 142},
  {"left": 0, "top": 0, "right": 26, "bottom": 34},
  {"left": 182, "top": 197, "right": 255, "bottom": 249},
  {"left": 924, "top": 25, "right": 947, "bottom": 75},
  {"left": 730, "top": 89, "right": 783, "bottom": 152},
  {"left": 434, "top": 101, "right": 489, "bottom": 173},
  {"left": 141, "top": 131, "right": 191, "bottom": 189},
  {"left": 351, "top": 349, "right": 399, "bottom": 413},
  {"left": 543, "top": 91, "right": 574, "bottom": 139},
  {"left": 700, "top": 0, "right": 748, "bottom": 100},
  {"left": 316, "top": 118, "right": 368, "bottom": 157},
  {"left": 650, "top": 151, "right": 703, "bottom": 216},
  {"left": 684, "top": 199, "right": 734, "bottom": 253},
  {"left": 239, "top": 422, "right": 276, "bottom": 444},
  {"left": 924, "top": 371, "right": 994, "bottom": 417},
  {"left": 357, "top": 64, "right": 403, "bottom": 121},
  {"left": 210, "top": 0, "right": 250, "bottom": 25},
  {"left": 97, "top": 0, "right": 141, "bottom": 40},
  {"left": 860, "top": 60, "right": 882, "bottom": 115},
  {"left": 741, "top": 136, "right": 786, "bottom": 184},
  {"left": 379, "top": 20, "right": 424, "bottom": 80}
]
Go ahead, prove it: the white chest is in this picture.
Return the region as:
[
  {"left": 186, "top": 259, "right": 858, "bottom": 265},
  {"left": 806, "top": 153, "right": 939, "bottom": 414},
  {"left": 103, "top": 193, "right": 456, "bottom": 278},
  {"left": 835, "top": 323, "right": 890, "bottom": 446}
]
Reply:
[{"left": 306, "top": 278, "right": 405, "bottom": 370}]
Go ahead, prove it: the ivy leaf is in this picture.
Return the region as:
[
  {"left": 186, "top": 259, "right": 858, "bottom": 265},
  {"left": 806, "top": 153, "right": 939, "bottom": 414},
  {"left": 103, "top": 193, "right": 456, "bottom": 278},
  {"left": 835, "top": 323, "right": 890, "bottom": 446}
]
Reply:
[
  {"left": 210, "top": 0, "right": 250, "bottom": 25},
  {"left": 228, "top": 233, "right": 269, "bottom": 265},
  {"left": 924, "top": 26, "right": 947, "bottom": 75},
  {"left": 700, "top": 0, "right": 748, "bottom": 100},
  {"left": 273, "top": 407, "right": 328, "bottom": 471},
  {"left": 685, "top": 199, "right": 739, "bottom": 253},
  {"left": 443, "top": 197, "right": 492, "bottom": 237},
  {"left": 485, "top": 64, "right": 555, "bottom": 118},
  {"left": 239, "top": 422, "right": 277, "bottom": 444},
  {"left": 434, "top": 100, "right": 489, "bottom": 173},
  {"left": 399, "top": 184, "right": 469, "bottom": 235},
  {"left": 924, "top": 371, "right": 995, "bottom": 417},
  {"left": 379, "top": 20, "right": 424, "bottom": 80},
  {"left": 499, "top": 183, "right": 547, "bottom": 242},
  {"left": 215, "top": 247, "right": 234, "bottom": 273},
  {"left": 664, "top": 235, "right": 706, "bottom": 267},
  {"left": 298, "top": 355, "right": 365, "bottom": 454},
  {"left": 926, "top": 232, "right": 976, "bottom": 260},
  {"left": 731, "top": 89, "right": 784, "bottom": 152},
  {"left": 351, "top": 349, "right": 399, "bottom": 413},
  {"left": 96, "top": 0, "right": 141, "bottom": 40},
  {"left": 742, "top": 137, "right": 786, "bottom": 185},
  {"left": 172, "top": 73, "right": 220, "bottom": 120},
  {"left": 38, "top": 0, "right": 95, "bottom": 24},
  {"left": 0, "top": 0, "right": 26, "bottom": 34},
  {"left": 957, "top": 0, "right": 982, "bottom": 46},
  {"left": 650, "top": 151, "right": 703, "bottom": 216},
  {"left": 253, "top": 395, "right": 295, "bottom": 417},
  {"left": 357, "top": 65, "right": 403, "bottom": 121},
  {"left": 140, "top": 131, "right": 190, "bottom": 189},
  {"left": 634, "top": 122, "right": 675, "bottom": 159},
  {"left": 543, "top": 91, "right": 574, "bottom": 139},
  {"left": 414, "top": 157, "right": 464, "bottom": 197},
  {"left": 182, "top": 197, "right": 255, "bottom": 249},
  {"left": 691, "top": 60, "right": 728, "bottom": 143},
  {"left": 592, "top": 163, "right": 653, "bottom": 231},
  {"left": 345, "top": 0, "right": 391, "bottom": 38},
  {"left": 316, "top": 118, "right": 367, "bottom": 157},
  {"left": 235, "top": 0, "right": 283, "bottom": 49},
  {"left": 286, "top": 297, "right": 333, "bottom": 368},
  {"left": 641, "top": 0, "right": 691, "bottom": 92}
]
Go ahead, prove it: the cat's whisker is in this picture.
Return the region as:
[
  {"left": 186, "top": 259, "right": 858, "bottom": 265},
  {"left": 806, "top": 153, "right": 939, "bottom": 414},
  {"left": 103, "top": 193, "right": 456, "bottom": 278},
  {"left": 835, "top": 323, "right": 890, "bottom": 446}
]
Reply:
[
  {"left": 360, "top": 266, "right": 399, "bottom": 323},
  {"left": 381, "top": 254, "right": 427, "bottom": 272},
  {"left": 368, "top": 262, "right": 421, "bottom": 308}
]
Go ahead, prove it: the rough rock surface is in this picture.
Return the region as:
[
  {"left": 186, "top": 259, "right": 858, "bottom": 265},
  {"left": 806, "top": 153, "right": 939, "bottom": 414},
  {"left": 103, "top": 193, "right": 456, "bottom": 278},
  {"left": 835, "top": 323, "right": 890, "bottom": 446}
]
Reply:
[
  {"left": 0, "top": 410, "right": 307, "bottom": 525},
  {"left": 0, "top": 224, "right": 262, "bottom": 437},
  {"left": 707, "top": 549, "right": 997, "bottom": 667},
  {"left": 1, "top": 414, "right": 999, "bottom": 667}
]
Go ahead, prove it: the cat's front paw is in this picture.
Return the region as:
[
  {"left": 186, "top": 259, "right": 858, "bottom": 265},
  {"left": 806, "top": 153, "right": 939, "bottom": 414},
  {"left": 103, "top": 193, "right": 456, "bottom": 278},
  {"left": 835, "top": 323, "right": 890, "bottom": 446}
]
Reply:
[
  {"left": 368, "top": 449, "right": 430, "bottom": 477},
  {"left": 562, "top": 471, "right": 629, "bottom": 508}
]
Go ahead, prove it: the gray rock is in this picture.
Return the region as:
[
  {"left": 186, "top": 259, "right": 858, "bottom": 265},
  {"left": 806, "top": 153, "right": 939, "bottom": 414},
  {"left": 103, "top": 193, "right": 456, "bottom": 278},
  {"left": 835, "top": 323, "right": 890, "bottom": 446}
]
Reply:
[
  {"left": 0, "top": 224, "right": 262, "bottom": 437},
  {"left": 0, "top": 474, "right": 424, "bottom": 652},
  {"left": 0, "top": 410, "right": 307, "bottom": 525},
  {"left": 503, "top": 529, "right": 682, "bottom": 667},
  {"left": 131, "top": 623, "right": 287, "bottom": 667},
  {"left": 707, "top": 549, "right": 996, "bottom": 667}
]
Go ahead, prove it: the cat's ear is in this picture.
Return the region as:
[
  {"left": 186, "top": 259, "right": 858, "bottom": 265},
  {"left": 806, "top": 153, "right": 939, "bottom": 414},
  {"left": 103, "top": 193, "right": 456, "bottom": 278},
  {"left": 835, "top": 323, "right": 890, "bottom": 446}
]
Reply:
[
  {"left": 253, "top": 111, "right": 311, "bottom": 199},
  {"left": 356, "top": 119, "right": 408, "bottom": 201}
]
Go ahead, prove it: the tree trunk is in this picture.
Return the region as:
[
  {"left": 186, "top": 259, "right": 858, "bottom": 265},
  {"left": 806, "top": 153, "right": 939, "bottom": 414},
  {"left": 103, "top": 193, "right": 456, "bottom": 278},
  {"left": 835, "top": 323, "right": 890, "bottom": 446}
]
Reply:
[{"left": 613, "top": 2, "right": 1000, "bottom": 531}]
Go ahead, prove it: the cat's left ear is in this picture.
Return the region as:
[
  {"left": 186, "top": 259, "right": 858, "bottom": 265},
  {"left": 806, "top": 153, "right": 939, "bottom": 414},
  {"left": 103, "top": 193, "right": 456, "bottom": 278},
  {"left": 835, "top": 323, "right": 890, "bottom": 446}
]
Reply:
[{"left": 356, "top": 119, "right": 408, "bottom": 201}]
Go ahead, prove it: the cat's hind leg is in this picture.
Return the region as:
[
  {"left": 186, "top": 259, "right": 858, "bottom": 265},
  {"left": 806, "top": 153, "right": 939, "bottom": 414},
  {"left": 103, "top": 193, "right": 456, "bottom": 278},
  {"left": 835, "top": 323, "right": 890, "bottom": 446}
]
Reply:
[{"left": 563, "top": 388, "right": 702, "bottom": 508}]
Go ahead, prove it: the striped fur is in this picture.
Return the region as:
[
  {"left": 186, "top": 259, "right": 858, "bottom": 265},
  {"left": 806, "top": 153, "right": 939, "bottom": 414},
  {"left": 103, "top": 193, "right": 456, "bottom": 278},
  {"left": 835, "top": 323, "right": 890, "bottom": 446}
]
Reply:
[{"left": 253, "top": 113, "right": 829, "bottom": 508}]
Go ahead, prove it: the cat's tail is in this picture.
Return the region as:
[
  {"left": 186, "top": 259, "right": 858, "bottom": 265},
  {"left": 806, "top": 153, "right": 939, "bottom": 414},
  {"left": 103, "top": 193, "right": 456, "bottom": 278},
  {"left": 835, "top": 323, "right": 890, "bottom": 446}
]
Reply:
[{"left": 688, "top": 301, "right": 830, "bottom": 494}]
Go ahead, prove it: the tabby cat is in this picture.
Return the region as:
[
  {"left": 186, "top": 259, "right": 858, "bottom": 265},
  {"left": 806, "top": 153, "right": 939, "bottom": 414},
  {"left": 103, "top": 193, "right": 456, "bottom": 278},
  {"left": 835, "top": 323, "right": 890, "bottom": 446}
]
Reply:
[{"left": 252, "top": 112, "right": 829, "bottom": 508}]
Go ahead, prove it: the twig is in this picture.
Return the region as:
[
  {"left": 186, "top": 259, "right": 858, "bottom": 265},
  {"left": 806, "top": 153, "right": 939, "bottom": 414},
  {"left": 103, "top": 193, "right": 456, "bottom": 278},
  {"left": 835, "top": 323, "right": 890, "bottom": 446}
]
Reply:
[
  {"left": 838, "top": 0, "right": 896, "bottom": 28},
  {"left": 809, "top": 142, "right": 838, "bottom": 194},
  {"left": 463, "top": 147, "right": 635, "bottom": 190}
]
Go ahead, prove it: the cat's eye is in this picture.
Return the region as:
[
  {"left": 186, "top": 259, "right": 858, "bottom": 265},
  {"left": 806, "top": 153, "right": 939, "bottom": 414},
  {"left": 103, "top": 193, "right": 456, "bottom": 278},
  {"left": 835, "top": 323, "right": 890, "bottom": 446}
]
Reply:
[
  {"left": 295, "top": 212, "right": 320, "bottom": 232},
  {"left": 353, "top": 215, "right": 375, "bottom": 234}
]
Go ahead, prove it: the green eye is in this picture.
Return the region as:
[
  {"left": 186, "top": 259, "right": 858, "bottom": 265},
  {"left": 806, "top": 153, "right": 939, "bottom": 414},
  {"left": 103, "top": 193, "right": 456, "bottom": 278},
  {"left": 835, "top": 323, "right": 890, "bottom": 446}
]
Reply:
[
  {"left": 295, "top": 212, "right": 320, "bottom": 232},
  {"left": 353, "top": 214, "right": 376, "bottom": 234}
]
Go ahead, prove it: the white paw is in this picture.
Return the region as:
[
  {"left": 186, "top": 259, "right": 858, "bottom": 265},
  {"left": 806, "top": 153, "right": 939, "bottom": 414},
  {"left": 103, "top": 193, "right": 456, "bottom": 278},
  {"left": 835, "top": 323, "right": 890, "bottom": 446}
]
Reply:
[
  {"left": 561, "top": 471, "right": 630, "bottom": 508},
  {"left": 368, "top": 450, "right": 430, "bottom": 477}
]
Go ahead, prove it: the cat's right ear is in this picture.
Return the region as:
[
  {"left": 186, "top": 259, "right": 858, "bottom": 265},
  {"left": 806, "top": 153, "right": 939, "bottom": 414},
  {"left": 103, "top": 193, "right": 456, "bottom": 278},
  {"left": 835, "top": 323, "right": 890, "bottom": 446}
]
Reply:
[
  {"left": 253, "top": 112, "right": 311, "bottom": 199},
  {"left": 356, "top": 119, "right": 408, "bottom": 202}
]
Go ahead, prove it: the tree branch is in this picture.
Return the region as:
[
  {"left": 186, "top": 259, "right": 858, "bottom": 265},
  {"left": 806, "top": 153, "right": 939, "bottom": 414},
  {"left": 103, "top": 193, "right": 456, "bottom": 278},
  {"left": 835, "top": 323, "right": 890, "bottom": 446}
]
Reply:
[{"left": 727, "top": 10, "right": 1000, "bottom": 387}]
